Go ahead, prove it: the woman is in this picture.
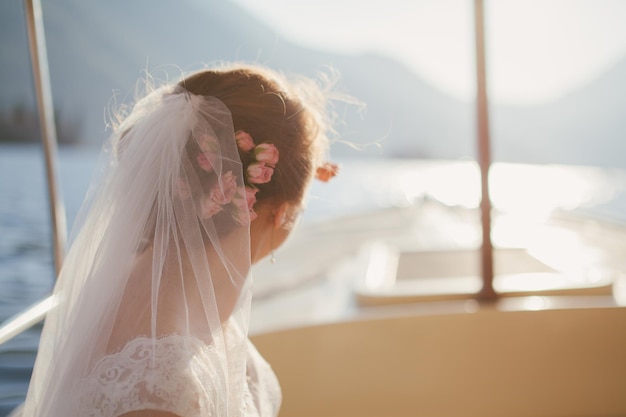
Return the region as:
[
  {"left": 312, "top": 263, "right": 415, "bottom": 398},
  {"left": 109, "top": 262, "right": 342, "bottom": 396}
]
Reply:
[{"left": 18, "top": 64, "right": 339, "bottom": 417}]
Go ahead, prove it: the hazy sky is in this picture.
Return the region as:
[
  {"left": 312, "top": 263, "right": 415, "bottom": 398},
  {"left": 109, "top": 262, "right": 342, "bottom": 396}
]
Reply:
[{"left": 231, "top": 0, "right": 626, "bottom": 105}]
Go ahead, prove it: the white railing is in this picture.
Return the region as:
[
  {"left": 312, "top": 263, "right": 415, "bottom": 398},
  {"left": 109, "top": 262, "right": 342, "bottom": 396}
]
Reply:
[
  {"left": 0, "top": 0, "right": 65, "bottom": 346},
  {"left": 0, "top": 296, "right": 55, "bottom": 345}
]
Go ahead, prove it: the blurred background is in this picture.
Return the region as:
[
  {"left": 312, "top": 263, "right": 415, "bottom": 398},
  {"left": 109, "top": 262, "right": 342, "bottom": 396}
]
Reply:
[
  {"left": 2, "top": 0, "right": 626, "bottom": 162},
  {"left": 1, "top": 0, "right": 626, "bottom": 414}
]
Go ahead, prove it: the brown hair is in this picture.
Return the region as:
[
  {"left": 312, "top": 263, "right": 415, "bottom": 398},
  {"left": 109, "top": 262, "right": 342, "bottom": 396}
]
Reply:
[{"left": 179, "top": 64, "right": 330, "bottom": 207}]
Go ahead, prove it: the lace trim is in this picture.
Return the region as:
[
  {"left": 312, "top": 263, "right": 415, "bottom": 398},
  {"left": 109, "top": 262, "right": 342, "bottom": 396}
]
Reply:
[
  {"left": 78, "top": 335, "right": 233, "bottom": 417},
  {"left": 76, "top": 334, "right": 280, "bottom": 417}
]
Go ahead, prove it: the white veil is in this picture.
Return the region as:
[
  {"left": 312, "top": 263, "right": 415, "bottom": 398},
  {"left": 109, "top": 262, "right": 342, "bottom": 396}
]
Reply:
[{"left": 21, "top": 84, "right": 262, "bottom": 416}]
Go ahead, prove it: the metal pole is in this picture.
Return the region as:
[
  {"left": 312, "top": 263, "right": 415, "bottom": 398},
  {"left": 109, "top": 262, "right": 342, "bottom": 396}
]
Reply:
[
  {"left": 474, "top": 0, "right": 497, "bottom": 300},
  {"left": 24, "top": 0, "right": 67, "bottom": 276},
  {"left": 0, "top": 295, "right": 56, "bottom": 345}
]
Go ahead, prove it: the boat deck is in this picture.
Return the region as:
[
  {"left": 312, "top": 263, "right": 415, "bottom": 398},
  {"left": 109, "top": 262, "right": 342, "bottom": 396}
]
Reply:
[{"left": 250, "top": 202, "right": 626, "bottom": 334}]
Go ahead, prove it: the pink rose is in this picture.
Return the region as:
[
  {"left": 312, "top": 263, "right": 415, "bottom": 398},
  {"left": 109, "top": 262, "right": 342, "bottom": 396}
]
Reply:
[
  {"left": 197, "top": 152, "right": 215, "bottom": 172},
  {"left": 197, "top": 134, "right": 220, "bottom": 153},
  {"left": 247, "top": 162, "right": 274, "bottom": 184},
  {"left": 235, "top": 131, "right": 255, "bottom": 152},
  {"left": 210, "top": 170, "right": 237, "bottom": 204},
  {"left": 232, "top": 186, "right": 258, "bottom": 225},
  {"left": 232, "top": 187, "right": 245, "bottom": 210},
  {"left": 200, "top": 197, "right": 223, "bottom": 219},
  {"left": 244, "top": 186, "right": 258, "bottom": 211},
  {"left": 254, "top": 143, "right": 279, "bottom": 166}
]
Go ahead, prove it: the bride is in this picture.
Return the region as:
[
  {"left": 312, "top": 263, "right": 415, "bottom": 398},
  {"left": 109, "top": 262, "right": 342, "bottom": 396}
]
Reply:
[{"left": 17, "top": 64, "right": 339, "bottom": 417}]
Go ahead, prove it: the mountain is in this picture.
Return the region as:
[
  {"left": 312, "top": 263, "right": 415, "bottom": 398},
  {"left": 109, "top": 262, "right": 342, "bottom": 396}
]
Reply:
[
  {"left": 491, "top": 57, "right": 626, "bottom": 168},
  {"left": 1, "top": 0, "right": 624, "bottom": 168}
]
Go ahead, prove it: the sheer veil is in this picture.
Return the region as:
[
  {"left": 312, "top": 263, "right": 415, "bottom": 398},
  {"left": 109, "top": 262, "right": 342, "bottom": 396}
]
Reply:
[{"left": 21, "top": 84, "right": 262, "bottom": 416}]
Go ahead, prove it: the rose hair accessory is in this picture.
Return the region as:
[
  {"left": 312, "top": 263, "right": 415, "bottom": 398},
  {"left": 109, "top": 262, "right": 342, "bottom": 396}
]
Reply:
[
  {"left": 193, "top": 130, "right": 279, "bottom": 224},
  {"left": 316, "top": 162, "right": 339, "bottom": 182},
  {"left": 236, "top": 130, "right": 279, "bottom": 223}
]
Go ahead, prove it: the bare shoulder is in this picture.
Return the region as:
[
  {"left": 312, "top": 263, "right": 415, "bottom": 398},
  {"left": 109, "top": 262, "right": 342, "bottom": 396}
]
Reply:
[{"left": 119, "top": 411, "right": 181, "bottom": 417}]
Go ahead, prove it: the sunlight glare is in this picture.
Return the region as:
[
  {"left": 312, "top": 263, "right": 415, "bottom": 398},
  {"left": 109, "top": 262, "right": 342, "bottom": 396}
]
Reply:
[
  {"left": 422, "top": 162, "right": 480, "bottom": 208},
  {"left": 489, "top": 164, "right": 607, "bottom": 220}
]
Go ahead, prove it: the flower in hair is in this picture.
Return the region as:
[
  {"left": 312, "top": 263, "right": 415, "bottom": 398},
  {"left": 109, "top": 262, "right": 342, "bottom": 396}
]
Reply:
[
  {"left": 247, "top": 162, "right": 274, "bottom": 184},
  {"left": 197, "top": 134, "right": 220, "bottom": 173},
  {"left": 195, "top": 130, "right": 280, "bottom": 223},
  {"left": 198, "top": 133, "right": 220, "bottom": 153},
  {"left": 244, "top": 186, "right": 258, "bottom": 211},
  {"left": 210, "top": 170, "right": 238, "bottom": 204},
  {"left": 201, "top": 197, "right": 223, "bottom": 219},
  {"left": 234, "top": 131, "right": 279, "bottom": 185},
  {"left": 254, "top": 143, "right": 279, "bottom": 166},
  {"left": 235, "top": 131, "right": 255, "bottom": 152},
  {"left": 199, "top": 171, "right": 238, "bottom": 220},
  {"left": 232, "top": 186, "right": 259, "bottom": 225},
  {"left": 316, "top": 162, "right": 339, "bottom": 182},
  {"left": 197, "top": 152, "right": 215, "bottom": 172}
]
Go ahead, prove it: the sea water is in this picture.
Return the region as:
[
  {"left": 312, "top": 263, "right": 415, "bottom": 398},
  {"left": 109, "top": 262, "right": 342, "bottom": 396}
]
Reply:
[{"left": 1, "top": 144, "right": 625, "bottom": 414}]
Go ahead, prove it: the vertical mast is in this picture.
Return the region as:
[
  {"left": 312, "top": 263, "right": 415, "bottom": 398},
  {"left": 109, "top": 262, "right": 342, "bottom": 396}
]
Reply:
[
  {"left": 474, "top": 0, "right": 496, "bottom": 300},
  {"left": 24, "top": 0, "right": 66, "bottom": 276}
]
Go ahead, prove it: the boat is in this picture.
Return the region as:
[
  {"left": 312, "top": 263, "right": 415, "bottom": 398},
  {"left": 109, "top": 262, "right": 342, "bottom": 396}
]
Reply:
[
  {"left": 246, "top": 202, "right": 626, "bottom": 417},
  {"left": 1, "top": 1, "right": 625, "bottom": 416}
]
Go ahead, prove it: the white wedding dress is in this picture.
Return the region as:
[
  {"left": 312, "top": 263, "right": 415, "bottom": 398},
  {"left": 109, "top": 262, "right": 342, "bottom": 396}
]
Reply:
[
  {"left": 77, "top": 334, "right": 281, "bottom": 417},
  {"left": 12, "top": 333, "right": 281, "bottom": 417}
]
